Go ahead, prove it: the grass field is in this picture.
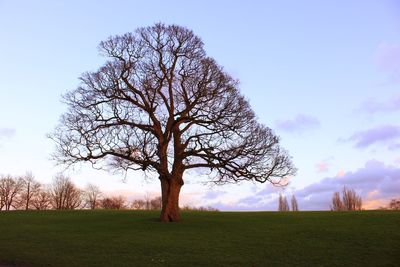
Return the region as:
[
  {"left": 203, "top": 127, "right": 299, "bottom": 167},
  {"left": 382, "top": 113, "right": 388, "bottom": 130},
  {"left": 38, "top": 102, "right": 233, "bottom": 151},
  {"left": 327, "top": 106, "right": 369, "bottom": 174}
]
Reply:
[{"left": 0, "top": 210, "right": 399, "bottom": 267}]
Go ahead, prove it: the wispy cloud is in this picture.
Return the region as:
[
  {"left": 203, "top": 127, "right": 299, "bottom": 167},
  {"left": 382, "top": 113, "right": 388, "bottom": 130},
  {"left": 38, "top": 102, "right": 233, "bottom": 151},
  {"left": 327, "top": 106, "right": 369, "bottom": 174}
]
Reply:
[
  {"left": 344, "top": 125, "right": 400, "bottom": 149},
  {"left": 376, "top": 43, "right": 400, "bottom": 83},
  {"left": 359, "top": 95, "right": 400, "bottom": 114},
  {"left": 0, "top": 127, "right": 16, "bottom": 139},
  {"left": 203, "top": 190, "right": 227, "bottom": 200},
  {"left": 275, "top": 114, "right": 320, "bottom": 133}
]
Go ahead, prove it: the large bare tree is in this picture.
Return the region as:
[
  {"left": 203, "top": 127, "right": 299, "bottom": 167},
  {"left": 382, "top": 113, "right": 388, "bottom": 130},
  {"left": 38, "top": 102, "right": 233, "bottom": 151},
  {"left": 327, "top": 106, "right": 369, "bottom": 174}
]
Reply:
[{"left": 50, "top": 23, "right": 296, "bottom": 221}]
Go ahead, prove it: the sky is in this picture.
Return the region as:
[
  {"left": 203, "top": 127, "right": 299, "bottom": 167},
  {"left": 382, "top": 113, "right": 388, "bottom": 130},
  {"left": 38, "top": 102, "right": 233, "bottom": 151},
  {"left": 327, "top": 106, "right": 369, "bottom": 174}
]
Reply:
[{"left": 0, "top": 0, "right": 399, "bottom": 210}]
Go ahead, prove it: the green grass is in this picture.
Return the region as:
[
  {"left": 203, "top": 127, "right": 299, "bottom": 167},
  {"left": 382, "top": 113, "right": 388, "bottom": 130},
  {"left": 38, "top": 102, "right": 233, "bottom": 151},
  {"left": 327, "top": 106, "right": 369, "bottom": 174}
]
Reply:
[{"left": 0, "top": 210, "right": 399, "bottom": 267}]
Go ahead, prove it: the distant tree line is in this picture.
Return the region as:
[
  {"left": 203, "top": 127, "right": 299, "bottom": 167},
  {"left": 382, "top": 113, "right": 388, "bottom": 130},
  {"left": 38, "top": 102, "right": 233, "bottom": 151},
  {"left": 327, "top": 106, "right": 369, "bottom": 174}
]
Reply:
[
  {"left": 388, "top": 199, "right": 400, "bottom": 210},
  {"left": 2, "top": 173, "right": 396, "bottom": 212},
  {"left": 0, "top": 173, "right": 218, "bottom": 212},
  {"left": 278, "top": 187, "right": 366, "bottom": 212},
  {"left": 379, "top": 198, "right": 400, "bottom": 210}
]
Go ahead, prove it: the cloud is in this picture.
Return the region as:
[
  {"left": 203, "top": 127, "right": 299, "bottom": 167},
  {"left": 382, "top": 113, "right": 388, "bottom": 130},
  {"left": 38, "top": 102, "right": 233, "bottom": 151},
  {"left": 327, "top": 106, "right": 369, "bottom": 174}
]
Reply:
[
  {"left": 345, "top": 125, "right": 400, "bottom": 149},
  {"left": 315, "top": 157, "right": 334, "bottom": 173},
  {"left": 359, "top": 95, "right": 400, "bottom": 114},
  {"left": 293, "top": 160, "right": 400, "bottom": 210},
  {"left": 210, "top": 184, "right": 283, "bottom": 211},
  {"left": 203, "top": 190, "right": 227, "bottom": 200},
  {"left": 275, "top": 114, "right": 320, "bottom": 133},
  {"left": 388, "top": 143, "right": 400, "bottom": 151},
  {"left": 316, "top": 162, "right": 329, "bottom": 173},
  {"left": 209, "top": 160, "right": 400, "bottom": 211},
  {"left": 0, "top": 127, "right": 16, "bottom": 139},
  {"left": 376, "top": 43, "right": 400, "bottom": 83}
]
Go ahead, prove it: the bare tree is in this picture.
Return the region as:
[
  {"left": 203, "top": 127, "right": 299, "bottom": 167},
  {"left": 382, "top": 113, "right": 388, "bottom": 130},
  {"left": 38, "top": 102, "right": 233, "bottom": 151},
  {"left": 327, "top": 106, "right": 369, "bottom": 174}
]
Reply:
[
  {"left": 150, "top": 196, "right": 162, "bottom": 210},
  {"left": 32, "top": 187, "right": 52, "bottom": 210},
  {"left": 389, "top": 198, "right": 400, "bottom": 210},
  {"left": 331, "top": 192, "right": 343, "bottom": 211},
  {"left": 50, "top": 174, "right": 82, "bottom": 210},
  {"left": 19, "top": 172, "right": 41, "bottom": 210},
  {"left": 100, "top": 196, "right": 126, "bottom": 209},
  {"left": 342, "top": 187, "right": 362, "bottom": 211},
  {"left": 0, "top": 175, "right": 24, "bottom": 211},
  {"left": 278, "top": 194, "right": 289, "bottom": 211},
  {"left": 331, "top": 187, "right": 362, "bottom": 211},
  {"left": 291, "top": 194, "right": 299, "bottom": 211},
  {"left": 50, "top": 23, "right": 296, "bottom": 221},
  {"left": 84, "top": 183, "right": 102, "bottom": 209},
  {"left": 144, "top": 193, "right": 152, "bottom": 210},
  {"left": 131, "top": 199, "right": 146, "bottom": 210}
]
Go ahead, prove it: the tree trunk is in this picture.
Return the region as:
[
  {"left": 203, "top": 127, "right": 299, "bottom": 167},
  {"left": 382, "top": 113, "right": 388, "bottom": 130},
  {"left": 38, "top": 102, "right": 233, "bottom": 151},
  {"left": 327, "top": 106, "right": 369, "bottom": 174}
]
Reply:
[
  {"left": 25, "top": 183, "right": 30, "bottom": 210},
  {"left": 160, "top": 177, "right": 183, "bottom": 222}
]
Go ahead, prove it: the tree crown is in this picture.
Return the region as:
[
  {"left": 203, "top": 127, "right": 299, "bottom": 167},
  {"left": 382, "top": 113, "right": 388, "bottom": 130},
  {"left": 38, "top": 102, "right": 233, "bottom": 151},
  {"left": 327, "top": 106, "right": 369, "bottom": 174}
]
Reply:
[{"left": 50, "top": 23, "right": 296, "bottom": 185}]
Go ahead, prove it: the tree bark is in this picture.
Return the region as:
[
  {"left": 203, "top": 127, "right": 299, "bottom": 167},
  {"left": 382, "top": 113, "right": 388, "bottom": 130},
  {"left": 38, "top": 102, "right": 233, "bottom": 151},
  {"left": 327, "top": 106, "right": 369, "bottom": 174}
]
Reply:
[{"left": 160, "top": 176, "right": 183, "bottom": 222}]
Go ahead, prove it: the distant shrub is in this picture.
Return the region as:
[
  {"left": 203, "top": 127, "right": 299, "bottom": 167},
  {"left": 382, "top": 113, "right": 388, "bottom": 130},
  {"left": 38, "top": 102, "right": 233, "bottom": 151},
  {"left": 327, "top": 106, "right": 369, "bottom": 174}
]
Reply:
[
  {"left": 389, "top": 198, "right": 400, "bottom": 210},
  {"left": 100, "top": 196, "right": 126, "bottom": 210}
]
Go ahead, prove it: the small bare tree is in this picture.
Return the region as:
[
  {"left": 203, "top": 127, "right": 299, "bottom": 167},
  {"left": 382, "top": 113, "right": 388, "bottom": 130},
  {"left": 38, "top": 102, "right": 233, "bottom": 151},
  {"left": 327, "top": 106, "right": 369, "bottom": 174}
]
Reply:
[
  {"left": 50, "top": 175, "right": 82, "bottom": 210},
  {"left": 100, "top": 196, "right": 126, "bottom": 209},
  {"left": 278, "top": 194, "right": 289, "bottom": 211},
  {"left": 389, "top": 198, "right": 400, "bottom": 210},
  {"left": 32, "top": 187, "right": 52, "bottom": 210},
  {"left": 331, "top": 192, "right": 343, "bottom": 211},
  {"left": 291, "top": 194, "right": 299, "bottom": 211},
  {"left": 150, "top": 196, "right": 162, "bottom": 210},
  {"left": 19, "top": 172, "right": 41, "bottom": 210},
  {"left": 331, "top": 187, "right": 362, "bottom": 211},
  {"left": 131, "top": 199, "right": 146, "bottom": 210},
  {"left": 84, "top": 184, "right": 102, "bottom": 209},
  {"left": 144, "top": 193, "right": 152, "bottom": 210},
  {"left": 0, "top": 175, "right": 24, "bottom": 211},
  {"left": 342, "top": 187, "right": 362, "bottom": 211}
]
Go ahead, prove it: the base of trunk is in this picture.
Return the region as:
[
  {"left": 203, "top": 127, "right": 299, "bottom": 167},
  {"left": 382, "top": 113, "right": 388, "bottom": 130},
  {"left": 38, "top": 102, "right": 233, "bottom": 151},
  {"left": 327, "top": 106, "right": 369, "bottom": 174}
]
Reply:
[
  {"left": 160, "top": 178, "right": 183, "bottom": 222},
  {"left": 160, "top": 207, "right": 181, "bottom": 222}
]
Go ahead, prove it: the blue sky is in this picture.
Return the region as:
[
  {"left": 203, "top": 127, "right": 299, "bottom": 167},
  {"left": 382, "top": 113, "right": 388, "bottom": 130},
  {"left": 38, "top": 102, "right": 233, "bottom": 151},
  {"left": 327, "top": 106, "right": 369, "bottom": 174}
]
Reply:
[{"left": 0, "top": 0, "right": 399, "bottom": 210}]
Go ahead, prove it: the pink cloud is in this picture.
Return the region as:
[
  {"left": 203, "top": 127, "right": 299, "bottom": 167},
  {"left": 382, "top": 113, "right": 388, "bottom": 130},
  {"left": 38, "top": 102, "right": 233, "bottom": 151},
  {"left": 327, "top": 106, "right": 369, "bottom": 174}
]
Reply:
[
  {"left": 316, "top": 162, "right": 329, "bottom": 173},
  {"left": 275, "top": 114, "right": 320, "bottom": 133},
  {"left": 336, "top": 169, "right": 345, "bottom": 177}
]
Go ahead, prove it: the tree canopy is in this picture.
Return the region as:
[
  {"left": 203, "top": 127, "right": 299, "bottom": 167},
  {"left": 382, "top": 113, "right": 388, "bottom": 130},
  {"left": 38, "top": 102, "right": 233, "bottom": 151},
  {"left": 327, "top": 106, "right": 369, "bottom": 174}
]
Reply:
[{"left": 50, "top": 23, "right": 296, "bottom": 221}]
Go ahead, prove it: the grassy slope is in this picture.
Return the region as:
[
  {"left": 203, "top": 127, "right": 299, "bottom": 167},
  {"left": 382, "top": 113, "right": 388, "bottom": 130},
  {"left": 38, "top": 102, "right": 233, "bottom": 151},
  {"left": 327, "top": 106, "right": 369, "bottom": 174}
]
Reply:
[{"left": 0, "top": 210, "right": 399, "bottom": 267}]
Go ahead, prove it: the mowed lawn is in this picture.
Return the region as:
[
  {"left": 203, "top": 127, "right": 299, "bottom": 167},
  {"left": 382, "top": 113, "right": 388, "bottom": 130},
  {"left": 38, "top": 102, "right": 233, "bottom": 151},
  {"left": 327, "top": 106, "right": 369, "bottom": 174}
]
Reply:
[{"left": 0, "top": 210, "right": 399, "bottom": 267}]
